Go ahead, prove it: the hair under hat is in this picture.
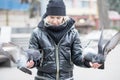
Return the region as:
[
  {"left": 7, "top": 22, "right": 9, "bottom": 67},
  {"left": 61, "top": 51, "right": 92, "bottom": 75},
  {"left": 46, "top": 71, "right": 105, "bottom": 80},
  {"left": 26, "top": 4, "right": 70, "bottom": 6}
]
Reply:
[{"left": 46, "top": 0, "right": 66, "bottom": 16}]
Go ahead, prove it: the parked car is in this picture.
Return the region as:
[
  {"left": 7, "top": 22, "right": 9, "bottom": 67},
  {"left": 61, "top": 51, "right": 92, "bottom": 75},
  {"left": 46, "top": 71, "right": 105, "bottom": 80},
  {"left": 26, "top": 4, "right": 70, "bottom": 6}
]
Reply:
[{"left": 0, "top": 55, "right": 10, "bottom": 67}]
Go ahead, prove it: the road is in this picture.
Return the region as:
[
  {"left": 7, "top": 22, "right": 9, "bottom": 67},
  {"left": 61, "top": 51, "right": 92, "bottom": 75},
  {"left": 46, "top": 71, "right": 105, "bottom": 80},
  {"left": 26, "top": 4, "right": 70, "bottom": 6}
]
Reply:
[{"left": 0, "top": 45, "right": 120, "bottom": 80}]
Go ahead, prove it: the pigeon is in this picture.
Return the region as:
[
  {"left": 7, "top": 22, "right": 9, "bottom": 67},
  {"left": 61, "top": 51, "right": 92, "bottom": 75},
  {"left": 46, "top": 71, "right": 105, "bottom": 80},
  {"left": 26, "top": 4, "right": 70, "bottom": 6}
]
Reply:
[
  {"left": 83, "top": 28, "right": 120, "bottom": 69},
  {"left": 0, "top": 42, "right": 42, "bottom": 75},
  {"left": 9, "top": 42, "right": 42, "bottom": 75}
]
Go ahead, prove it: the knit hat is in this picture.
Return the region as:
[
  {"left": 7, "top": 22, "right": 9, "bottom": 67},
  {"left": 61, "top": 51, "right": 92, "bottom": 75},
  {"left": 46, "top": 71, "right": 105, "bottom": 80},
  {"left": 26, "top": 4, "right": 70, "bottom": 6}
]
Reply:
[{"left": 46, "top": 0, "right": 66, "bottom": 16}]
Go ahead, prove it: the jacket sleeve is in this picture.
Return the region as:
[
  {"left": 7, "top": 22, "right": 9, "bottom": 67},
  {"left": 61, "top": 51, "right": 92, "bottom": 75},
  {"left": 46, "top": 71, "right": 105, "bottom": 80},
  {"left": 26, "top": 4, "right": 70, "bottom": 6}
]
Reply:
[
  {"left": 29, "top": 28, "right": 41, "bottom": 49},
  {"left": 71, "top": 29, "right": 90, "bottom": 67},
  {"left": 28, "top": 29, "right": 41, "bottom": 67}
]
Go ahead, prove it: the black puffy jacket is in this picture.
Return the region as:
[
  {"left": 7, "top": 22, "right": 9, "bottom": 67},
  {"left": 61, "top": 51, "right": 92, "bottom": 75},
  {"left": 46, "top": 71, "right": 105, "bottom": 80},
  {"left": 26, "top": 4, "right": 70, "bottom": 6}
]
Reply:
[{"left": 29, "top": 17, "right": 88, "bottom": 80}]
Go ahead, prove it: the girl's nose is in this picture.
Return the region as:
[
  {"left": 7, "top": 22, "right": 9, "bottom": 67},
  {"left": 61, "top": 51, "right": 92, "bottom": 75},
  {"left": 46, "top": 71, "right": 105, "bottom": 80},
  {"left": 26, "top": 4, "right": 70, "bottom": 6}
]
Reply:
[{"left": 52, "top": 20, "right": 58, "bottom": 26}]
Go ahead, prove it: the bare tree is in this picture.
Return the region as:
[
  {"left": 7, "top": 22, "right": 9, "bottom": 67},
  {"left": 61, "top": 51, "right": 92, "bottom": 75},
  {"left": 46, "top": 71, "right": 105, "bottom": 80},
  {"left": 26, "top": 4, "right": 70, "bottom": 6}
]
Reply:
[
  {"left": 29, "top": 0, "right": 41, "bottom": 18},
  {"left": 97, "top": 0, "right": 110, "bottom": 29},
  {"left": 108, "top": 0, "right": 120, "bottom": 14}
]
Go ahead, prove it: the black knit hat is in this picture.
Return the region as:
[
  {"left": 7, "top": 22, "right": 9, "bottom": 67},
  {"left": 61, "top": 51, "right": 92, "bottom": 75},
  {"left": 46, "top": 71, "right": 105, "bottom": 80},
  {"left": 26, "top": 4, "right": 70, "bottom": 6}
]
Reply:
[{"left": 46, "top": 0, "right": 66, "bottom": 16}]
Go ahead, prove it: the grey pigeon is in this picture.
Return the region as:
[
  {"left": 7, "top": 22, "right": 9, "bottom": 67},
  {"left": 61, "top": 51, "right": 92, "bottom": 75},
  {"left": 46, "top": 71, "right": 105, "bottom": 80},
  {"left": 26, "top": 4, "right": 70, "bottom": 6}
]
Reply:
[
  {"left": 84, "top": 28, "right": 120, "bottom": 69},
  {"left": 9, "top": 42, "right": 42, "bottom": 75}
]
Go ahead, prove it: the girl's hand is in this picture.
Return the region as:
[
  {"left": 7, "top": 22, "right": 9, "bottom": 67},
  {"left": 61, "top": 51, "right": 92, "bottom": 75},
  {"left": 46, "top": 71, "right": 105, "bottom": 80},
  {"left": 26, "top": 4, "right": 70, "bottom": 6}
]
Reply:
[
  {"left": 26, "top": 60, "right": 34, "bottom": 68},
  {"left": 89, "top": 62, "right": 102, "bottom": 69}
]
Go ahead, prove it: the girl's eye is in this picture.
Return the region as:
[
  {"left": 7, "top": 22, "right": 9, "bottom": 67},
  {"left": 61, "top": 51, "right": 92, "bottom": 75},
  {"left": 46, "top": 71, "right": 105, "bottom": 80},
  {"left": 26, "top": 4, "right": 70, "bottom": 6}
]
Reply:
[
  {"left": 49, "top": 16, "right": 63, "bottom": 20},
  {"left": 57, "top": 16, "right": 63, "bottom": 19},
  {"left": 50, "top": 17, "right": 54, "bottom": 19}
]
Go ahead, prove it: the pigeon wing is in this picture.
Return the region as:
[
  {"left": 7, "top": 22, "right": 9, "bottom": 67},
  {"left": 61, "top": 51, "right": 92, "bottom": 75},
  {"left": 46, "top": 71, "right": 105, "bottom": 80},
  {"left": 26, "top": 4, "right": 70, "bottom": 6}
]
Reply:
[
  {"left": 98, "top": 28, "right": 104, "bottom": 54},
  {"left": 103, "top": 31, "right": 120, "bottom": 56}
]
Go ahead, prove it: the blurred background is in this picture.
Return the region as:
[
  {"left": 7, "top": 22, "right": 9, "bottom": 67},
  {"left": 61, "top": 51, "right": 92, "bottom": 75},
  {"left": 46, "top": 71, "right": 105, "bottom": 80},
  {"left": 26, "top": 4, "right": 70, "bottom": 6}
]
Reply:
[{"left": 0, "top": 0, "right": 120, "bottom": 80}]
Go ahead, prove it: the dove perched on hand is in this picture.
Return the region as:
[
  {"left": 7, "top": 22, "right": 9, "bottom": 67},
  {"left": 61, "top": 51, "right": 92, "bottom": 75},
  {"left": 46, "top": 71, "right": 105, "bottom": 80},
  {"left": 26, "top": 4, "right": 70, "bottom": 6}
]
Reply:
[
  {"left": 83, "top": 29, "right": 120, "bottom": 69},
  {"left": 0, "top": 42, "right": 42, "bottom": 75}
]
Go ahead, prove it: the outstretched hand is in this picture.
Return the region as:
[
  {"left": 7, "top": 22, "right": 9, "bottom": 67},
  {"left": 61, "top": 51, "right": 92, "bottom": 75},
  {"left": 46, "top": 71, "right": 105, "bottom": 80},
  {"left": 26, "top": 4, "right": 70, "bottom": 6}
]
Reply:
[
  {"left": 89, "top": 62, "right": 102, "bottom": 69},
  {"left": 27, "top": 60, "right": 35, "bottom": 68}
]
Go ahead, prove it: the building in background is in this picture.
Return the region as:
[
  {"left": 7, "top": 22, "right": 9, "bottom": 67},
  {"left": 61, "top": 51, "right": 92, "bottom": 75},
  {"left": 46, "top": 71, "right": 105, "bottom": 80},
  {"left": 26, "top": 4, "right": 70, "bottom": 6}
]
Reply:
[
  {"left": 64, "top": 0, "right": 98, "bottom": 33},
  {"left": 0, "top": 0, "right": 98, "bottom": 28},
  {"left": 0, "top": 0, "right": 40, "bottom": 27},
  {"left": 0, "top": 0, "right": 119, "bottom": 31}
]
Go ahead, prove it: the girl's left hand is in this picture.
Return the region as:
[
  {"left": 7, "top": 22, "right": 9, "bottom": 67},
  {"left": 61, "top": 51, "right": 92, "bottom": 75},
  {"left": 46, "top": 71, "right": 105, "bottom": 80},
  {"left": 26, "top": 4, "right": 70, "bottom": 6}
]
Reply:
[
  {"left": 26, "top": 60, "right": 34, "bottom": 68},
  {"left": 89, "top": 62, "right": 102, "bottom": 69}
]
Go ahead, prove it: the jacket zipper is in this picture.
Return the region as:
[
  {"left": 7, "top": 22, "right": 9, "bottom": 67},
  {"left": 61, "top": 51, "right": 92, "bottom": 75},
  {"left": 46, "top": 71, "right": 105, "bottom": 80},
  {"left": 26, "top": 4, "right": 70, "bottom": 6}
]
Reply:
[{"left": 55, "top": 45, "right": 59, "bottom": 80}]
